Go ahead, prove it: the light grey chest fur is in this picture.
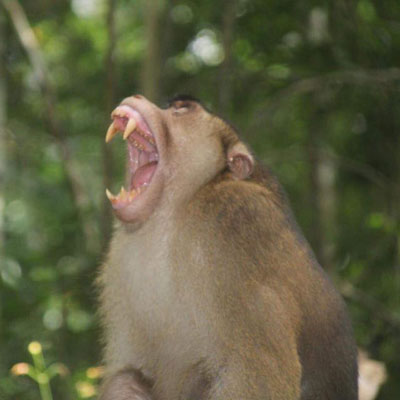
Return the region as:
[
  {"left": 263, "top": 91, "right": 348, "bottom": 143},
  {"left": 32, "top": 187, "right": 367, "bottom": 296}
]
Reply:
[{"left": 105, "top": 219, "right": 211, "bottom": 376}]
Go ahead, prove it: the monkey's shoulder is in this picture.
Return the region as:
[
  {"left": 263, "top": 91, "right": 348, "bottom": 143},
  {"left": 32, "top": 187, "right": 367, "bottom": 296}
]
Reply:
[
  {"left": 186, "top": 169, "right": 320, "bottom": 275},
  {"left": 194, "top": 168, "right": 292, "bottom": 230}
]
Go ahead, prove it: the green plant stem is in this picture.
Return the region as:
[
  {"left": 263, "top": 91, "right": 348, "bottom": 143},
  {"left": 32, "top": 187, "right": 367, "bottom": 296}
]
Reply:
[
  {"left": 37, "top": 376, "right": 53, "bottom": 400},
  {"left": 32, "top": 351, "right": 46, "bottom": 372}
]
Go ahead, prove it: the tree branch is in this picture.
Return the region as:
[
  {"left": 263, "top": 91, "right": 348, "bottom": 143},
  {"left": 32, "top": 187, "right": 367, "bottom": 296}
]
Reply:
[
  {"left": 250, "top": 68, "right": 400, "bottom": 128},
  {"left": 341, "top": 281, "right": 400, "bottom": 331},
  {"left": 262, "top": 145, "right": 397, "bottom": 191}
]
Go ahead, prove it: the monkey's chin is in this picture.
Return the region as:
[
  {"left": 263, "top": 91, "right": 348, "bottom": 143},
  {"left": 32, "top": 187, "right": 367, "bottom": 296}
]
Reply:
[
  {"left": 113, "top": 177, "right": 164, "bottom": 223},
  {"left": 104, "top": 103, "right": 161, "bottom": 223}
]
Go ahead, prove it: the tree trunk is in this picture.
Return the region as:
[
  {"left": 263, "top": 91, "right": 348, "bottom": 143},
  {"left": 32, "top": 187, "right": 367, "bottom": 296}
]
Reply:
[
  {"left": 316, "top": 149, "right": 337, "bottom": 272},
  {"left": 102, "top": 0, "right": 117, "bottom": 252},
  {"left": 159, "top": 0, "right": 174, "bottom": 98},
  {"left": 0, "top": 11, "right": 7, "bottom": 254},
  {"left": 396, "top": 137, "right": 400, "bottom": 307},
  {"left": 0, "top": 3, "right": 7, "bottom": 342},
  {"left": 385, "top": 103, "right": 400, "bottom": 306},
  {"left": 141, "top": 0, "right": 165, "bottom": 103},
  {"left": 307, "top": 107, "right": 337, "bottom": 274},
  {"left": 218, "top": 0, "right": 237, "bottom": 116}
]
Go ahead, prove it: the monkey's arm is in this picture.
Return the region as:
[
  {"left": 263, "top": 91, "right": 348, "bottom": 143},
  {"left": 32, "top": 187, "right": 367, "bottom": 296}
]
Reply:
[{"left": 99, "top": 368, "right": 153, "bottom": 400}]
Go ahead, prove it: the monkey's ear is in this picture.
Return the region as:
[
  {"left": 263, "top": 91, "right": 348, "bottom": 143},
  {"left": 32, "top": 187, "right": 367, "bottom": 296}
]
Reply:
[{"left": 227, "top": 142, "right": 254, "bottom": 180}]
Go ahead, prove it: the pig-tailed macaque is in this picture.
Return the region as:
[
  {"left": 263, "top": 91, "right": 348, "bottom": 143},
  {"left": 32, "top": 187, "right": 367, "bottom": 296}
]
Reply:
[{"left": 97, "top": 94, "right": 358, "bottom": 400}]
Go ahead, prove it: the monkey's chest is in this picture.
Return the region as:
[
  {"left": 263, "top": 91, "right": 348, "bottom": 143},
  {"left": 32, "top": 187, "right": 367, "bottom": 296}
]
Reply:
[
  {"left": 119, "top": 244, "right": 173, "bottom": 324},
  {"left": 105, "top": 228, "right": 212, "bottom": 377}
]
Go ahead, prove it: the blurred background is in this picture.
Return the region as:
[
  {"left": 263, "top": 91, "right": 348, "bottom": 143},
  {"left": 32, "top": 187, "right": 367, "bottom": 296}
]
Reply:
[{"left": 0, "top": 0, "right": 399, "bottom": 399}]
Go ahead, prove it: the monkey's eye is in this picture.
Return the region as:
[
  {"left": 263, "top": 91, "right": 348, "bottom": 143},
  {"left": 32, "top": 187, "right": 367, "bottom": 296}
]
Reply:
[{"left": 171, "top": 100, "right": 193, "bottom": 114}]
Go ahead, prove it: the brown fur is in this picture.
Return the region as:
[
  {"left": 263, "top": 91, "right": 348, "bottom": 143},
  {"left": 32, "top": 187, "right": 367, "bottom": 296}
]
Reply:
[
  {"left": 99, "top": 368, "right": 153, "bottom": 400},
  {"left": 97, "top": 96, "right": 358, "bottom": 400}
]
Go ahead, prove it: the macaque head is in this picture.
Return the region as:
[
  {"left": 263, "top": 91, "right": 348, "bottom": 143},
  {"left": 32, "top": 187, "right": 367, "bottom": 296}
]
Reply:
[{"left": 104, "top": 95, "right": 254, "bottom": 223}]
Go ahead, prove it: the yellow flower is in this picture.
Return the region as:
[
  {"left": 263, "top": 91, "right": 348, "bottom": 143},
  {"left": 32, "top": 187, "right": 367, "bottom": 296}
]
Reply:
[
  {"left": 86, "top": 366, "right": 104, "bottom": 379},
  {"left": 28, "top": 341, "right": 42, "bottom": 355},
  {"left": 76, "top": 381, "right": 96, "bottom": 398}
]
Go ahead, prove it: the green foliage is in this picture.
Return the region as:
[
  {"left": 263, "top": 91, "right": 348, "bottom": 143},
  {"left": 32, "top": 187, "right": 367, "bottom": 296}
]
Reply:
[{"left": 1, "top": 0, "right": 400, "bottom": 399}]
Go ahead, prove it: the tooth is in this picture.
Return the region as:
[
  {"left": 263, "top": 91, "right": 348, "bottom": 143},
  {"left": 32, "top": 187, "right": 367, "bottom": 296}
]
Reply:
[
  {"left": 123, "top": 118, "right": 137, "bottom": 140},
  {"left": 129, "top": 189, "right": 137, "bottom": 201},
  {"left": 139, "top": 131, "right": 155, "bottom": 145},
  {"left": 137, "top": 130, "right": 156, "bottom": 146},
  {"left": 105, "top": 122, "right": 118, "bottom": 143},
  {"left": 132, "top": 139, "right": 144, "bottom": 150},
  {"left": 120, "top": 186, "right": 128, "bottom": 200},
  {"left": 105, "top": 188, "right": 115, "bottom": 200}
]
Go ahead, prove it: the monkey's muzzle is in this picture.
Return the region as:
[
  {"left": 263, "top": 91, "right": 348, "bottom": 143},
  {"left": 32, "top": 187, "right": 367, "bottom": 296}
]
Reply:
[{"left": 104, "top": 104, "right": 159, "bottom": 209}]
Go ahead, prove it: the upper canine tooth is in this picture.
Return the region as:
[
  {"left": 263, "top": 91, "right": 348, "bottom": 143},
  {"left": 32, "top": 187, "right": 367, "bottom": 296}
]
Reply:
[
  {"left": 105, "top": 188, "right": 115, "bottom": 200},
  {"left": 123, "top": 118, "right": 137, "bottom": 140},
  {"left": 105, "top": 122, "right": 118, "bottom": 143}
]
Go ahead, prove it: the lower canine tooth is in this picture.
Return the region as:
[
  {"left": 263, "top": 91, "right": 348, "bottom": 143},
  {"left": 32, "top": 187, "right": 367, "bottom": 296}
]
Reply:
[
  {"left": 123, "top": 118, "right": 137, "bottom": 140},
  {"left": 105, "top": 122, "right": 118, "bottom": 143}
]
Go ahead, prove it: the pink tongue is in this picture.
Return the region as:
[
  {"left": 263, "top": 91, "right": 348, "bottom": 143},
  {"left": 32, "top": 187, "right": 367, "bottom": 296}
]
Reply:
[{"left": 132, "top": 162, "right": 157, "bottom": 189}]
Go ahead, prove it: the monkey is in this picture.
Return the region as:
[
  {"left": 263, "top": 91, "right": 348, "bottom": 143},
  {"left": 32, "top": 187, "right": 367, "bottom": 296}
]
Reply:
[{"left": 97, "top": 94, "right": 358, "bottom": 400}]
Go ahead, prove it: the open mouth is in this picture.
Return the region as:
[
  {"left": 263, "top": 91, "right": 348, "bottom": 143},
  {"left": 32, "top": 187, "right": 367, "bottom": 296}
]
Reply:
[{"left": 105, "top": 104, "right": 159, "bottom": 209}]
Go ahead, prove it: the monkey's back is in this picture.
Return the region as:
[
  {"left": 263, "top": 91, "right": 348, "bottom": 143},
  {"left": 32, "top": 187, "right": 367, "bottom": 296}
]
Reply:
[{"left": 180, "top": 173, "right": 358, "bottom": 399}]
